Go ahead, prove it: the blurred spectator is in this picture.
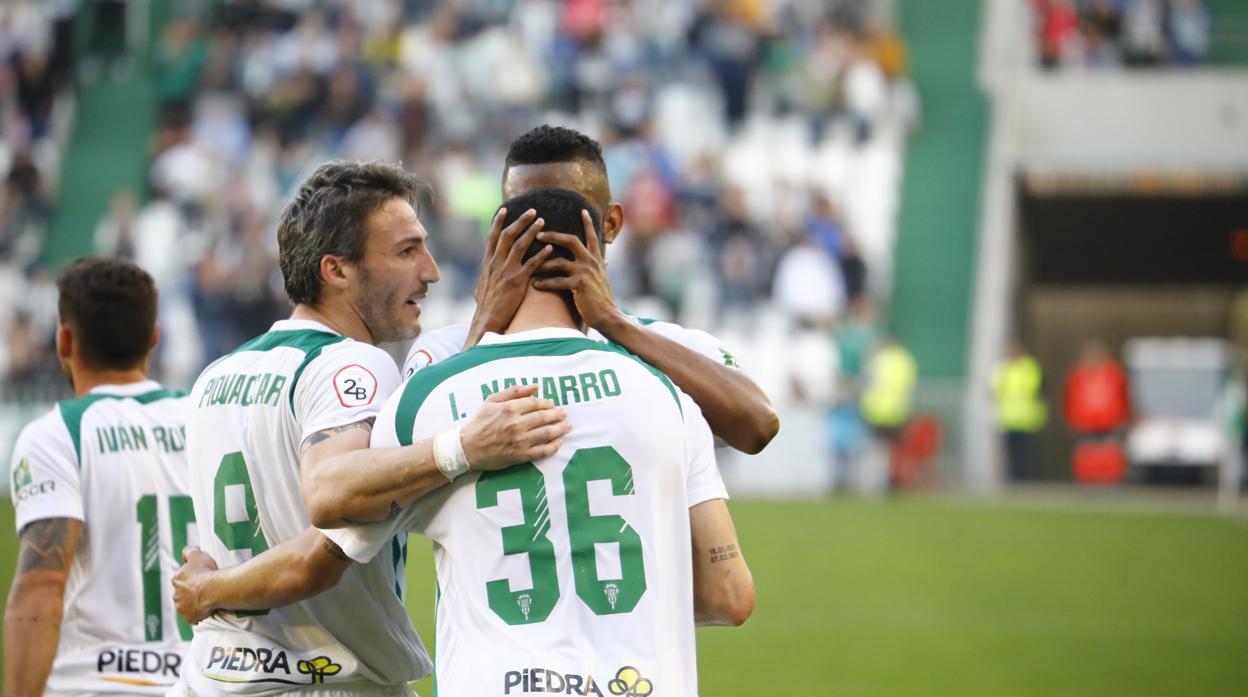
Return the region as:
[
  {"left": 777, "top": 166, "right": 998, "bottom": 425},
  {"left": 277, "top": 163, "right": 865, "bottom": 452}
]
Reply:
[
  {"left": 828, "top": 297, "right": 882, "bottom": 487},
  {"left": 1035, "top": 0, "right": 1081, "bottom": 69},
  {"left": 859, "top": 336, "right": 918, "bottom": 493},
  {"left": 689, "top": 1, "right": 764, "bottom": 130},
  {"left": 772, "top": 236, "right": 845, "bottom": 327},
  {"left": 992, "top": 340, "right": 1048, "bottom": 482},
  {"left": 862, "top": 336, "right": 918, "bottom": 438},
  {"left": 93, "top": 189, "right": 138, "bottom": 258},
  {"left": 1064, "top": 339, "right": 1131, "bottom": 435},
  {"left": 1167, "top": 0, "right": 1211, "bottom": 65}
]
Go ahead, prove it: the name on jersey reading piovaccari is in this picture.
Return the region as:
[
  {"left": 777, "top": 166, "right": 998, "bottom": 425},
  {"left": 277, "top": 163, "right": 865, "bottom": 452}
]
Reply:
[
  {"left": 462, "top": 369, "right": 622, "bottom": 417},
  {"left": 199, "top": 372, "right": 288, "bottom": 408}
]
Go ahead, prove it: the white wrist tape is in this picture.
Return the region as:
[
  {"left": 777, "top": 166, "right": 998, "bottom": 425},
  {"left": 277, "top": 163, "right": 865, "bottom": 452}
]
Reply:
[{"left": 434, "top": 428, "right": 470, "bottom": 481}]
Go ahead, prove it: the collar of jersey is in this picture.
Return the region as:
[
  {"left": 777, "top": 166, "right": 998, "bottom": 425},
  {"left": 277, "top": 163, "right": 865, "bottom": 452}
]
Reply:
[
  {"left": 477, "top": 327, "right": 588, "bottom": 345},
  {"left": 87, "top": 379, "right": 163, "bottom": 396},
  {"left": 269, "top": 318, "right": 341, "bottom": 335}
]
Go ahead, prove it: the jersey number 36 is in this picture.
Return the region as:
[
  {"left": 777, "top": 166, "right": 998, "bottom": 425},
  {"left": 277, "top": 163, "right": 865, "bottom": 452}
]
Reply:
[{"left": 476, "top": 446, "right": 646, "bottom": 625}]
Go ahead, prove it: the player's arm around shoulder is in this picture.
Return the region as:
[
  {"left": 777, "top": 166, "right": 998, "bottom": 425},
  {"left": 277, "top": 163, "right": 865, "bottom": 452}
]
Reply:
[
  {"left": 297, "top": 342, "right": 571, "bottom": 529},
  {"left": 5, "top": 414, "right": 85, "bottom": 697},
  {"left": 626, "top": 319, "right": 779, "bottom": 454},
  {"left": 172, "top": 528, "right": 351, "bottom": 625}
]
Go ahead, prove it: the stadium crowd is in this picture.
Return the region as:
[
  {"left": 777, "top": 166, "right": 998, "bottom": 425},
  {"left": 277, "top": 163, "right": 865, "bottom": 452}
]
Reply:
[
  {"left": 1031, "top": 0, "right": 1212, "bottom": 68},
  {"left": 1, "top": 1, "right": 915, "bottom": 449}
]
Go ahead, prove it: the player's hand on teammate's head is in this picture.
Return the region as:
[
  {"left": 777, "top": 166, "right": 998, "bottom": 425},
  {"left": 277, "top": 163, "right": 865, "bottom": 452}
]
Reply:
[
  {"left": 532, "top": 209, "right": 622, "bottom": 331},
  {"left": 173, "top": 547, "right": 220, "bottom": 626},
  {"left": 465, "top": 207, "right": 554, "bottom": 347},
  {"left": 460, "top": 383, "right": 571, "bottom": 471}
]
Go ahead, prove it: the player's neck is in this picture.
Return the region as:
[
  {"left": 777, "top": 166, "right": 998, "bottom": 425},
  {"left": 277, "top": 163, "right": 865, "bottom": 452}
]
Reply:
[
  {"left": 69, "top": 363, "right": 150, "bottom": 397},
  {"left": 505, "top": 289, "right": 582, "bottom": 334},
  {"left": 290, "top": 302, "right": 375, "bottom": 344}
]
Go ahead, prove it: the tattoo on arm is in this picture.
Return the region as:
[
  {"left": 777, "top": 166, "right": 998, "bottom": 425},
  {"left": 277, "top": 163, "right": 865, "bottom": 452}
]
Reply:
[
  {"left": 708, "top": 544, "right": 739, "bottom": 564},
  {"left": 301, "top": 418, "right": 375, "bottom": 453},
  {"left": 17, "top": 518, "right": 82, "bottom": 574},
  {"left": 321, "top": 536, "right": 350, "bottom": 561}
]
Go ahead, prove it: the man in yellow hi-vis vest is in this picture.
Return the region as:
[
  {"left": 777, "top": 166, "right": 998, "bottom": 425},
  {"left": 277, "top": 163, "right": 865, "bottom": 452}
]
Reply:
[
  {"left": 992, "top": 340, "right": 1047, "bottom": 481},
  {"left": 859, "top": 338, "right": 917, "bottom": 493},
  {"left": 862, "top": 338, "right": 918, "bottom": 435}
]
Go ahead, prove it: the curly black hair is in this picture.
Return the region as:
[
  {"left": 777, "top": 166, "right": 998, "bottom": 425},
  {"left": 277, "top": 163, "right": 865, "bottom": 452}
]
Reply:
[{"left": 504, "top": 125, "right": 605, "bottom": 170}]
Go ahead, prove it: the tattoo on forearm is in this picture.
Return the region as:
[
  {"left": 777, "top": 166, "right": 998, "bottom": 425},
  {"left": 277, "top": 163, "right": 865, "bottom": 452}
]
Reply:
[
  {"left": 322, "top": 537, "right": 350, "bottom": 561},
  {"left": 709, "top": 544, "right": 739, "bottom": 564},
  {"left": 301, "top": 418, "right": 375, "bottom": 452},
  {"left": 17, "top": 518, "right": 81, "bottom": 574}
]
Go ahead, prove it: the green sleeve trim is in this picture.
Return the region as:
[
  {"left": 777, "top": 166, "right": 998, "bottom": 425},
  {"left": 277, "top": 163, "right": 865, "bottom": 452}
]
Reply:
[
  {"left": 620, "top": 308, "right": 658, "bottom": 326},
  {"left": 57, "top": 388, "right": 186, "bottom": 465},
  {"left": 392, "top": 337, "right": 681, "bottom": 446}
]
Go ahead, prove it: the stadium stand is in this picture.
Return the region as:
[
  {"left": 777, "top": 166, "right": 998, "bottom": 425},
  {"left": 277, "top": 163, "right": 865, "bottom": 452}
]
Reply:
[{"left": 1, "top": 0, "right": 921, "bottom": 495}]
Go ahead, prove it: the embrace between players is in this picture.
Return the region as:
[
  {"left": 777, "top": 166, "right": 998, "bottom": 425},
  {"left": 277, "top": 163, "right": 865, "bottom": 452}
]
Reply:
[{"left": 5, "top": 125, "right": 778, "bottom": 697}]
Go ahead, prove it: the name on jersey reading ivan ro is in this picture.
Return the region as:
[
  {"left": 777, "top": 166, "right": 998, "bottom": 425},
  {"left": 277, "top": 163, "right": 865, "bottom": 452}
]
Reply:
[{"left": 461, "top": 369, "right": 623, "bottom": 416}]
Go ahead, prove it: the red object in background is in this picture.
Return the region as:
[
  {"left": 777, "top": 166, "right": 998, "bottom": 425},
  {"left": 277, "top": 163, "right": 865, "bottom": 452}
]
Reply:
[
  {"left": 1072, "top": 440, "right": 1127, "bottom": 484},
  {"left": 1064, "top": 360, "right": 1131, "bottom": 433},
  {"left": 890, "top": 415, "right": 942, "bottom": 489},
  {"left": 561, "top": 0, "right": 610, "bottom": 41},
  {"left": 1032, "top": 0, "right": 1079, "bottom": 62}
]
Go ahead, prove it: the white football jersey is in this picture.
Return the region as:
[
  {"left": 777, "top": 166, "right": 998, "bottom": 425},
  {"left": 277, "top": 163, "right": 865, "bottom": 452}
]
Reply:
[
  {"left": 8, "top": 380, "right": 193, "bottom": 695},
  {"left": 179, "top": 319, "right": 430, "bottom": 697},
  {"left": 402, "top": 315, "right": 742, "bottom": 379},
  {"left": 328, "top": 327, "right": 727, "bottom": 697}
]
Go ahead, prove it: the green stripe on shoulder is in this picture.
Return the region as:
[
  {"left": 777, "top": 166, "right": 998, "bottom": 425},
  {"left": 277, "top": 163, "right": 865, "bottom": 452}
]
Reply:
[
  {"left": 58, "top": 388, "right": 186, "bottom": 465},
  {"left": 288, "top": 335, "right": 351, "bottom": 414},
  {"left": 392, "top": 336, "right": 681, "bottom": 446}
]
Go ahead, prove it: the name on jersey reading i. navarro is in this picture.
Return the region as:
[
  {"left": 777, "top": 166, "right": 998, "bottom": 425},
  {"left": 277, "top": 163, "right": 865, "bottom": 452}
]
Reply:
[{"left": 469, "top": 369, "right": 622, "bottom": 412}]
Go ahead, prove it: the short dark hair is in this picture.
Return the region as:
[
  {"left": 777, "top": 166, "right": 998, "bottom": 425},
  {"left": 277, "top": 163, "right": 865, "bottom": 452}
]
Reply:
[
  {"left": 277, "top": 160, "right": 425, "bottom": 306},
  {"left": 57, "top": 257, "right": 158, "bottom": 370},
  {"left": 500, "top": 188, "right": 602, "bottom": 265},
  {"left": 504, "top": 125, "right": 605, "bottom": 173}
]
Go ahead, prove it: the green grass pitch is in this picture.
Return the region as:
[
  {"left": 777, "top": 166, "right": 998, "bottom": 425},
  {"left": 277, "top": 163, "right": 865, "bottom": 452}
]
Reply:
[{"left": 2, "top": 497, "right": 1247, "bottom": 696}]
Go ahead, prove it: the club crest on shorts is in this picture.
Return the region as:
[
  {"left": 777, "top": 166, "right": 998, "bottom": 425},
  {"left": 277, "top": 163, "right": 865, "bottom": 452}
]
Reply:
[{"left": 333, "top": 365, "right": 378, "bottom": 407}]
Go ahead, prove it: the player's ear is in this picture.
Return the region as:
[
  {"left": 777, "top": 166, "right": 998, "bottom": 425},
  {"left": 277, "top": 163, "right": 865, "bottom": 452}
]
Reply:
[
  {"left": 56, "top": 322, "right": 73, "bottom": 360},
  {"left": 603, "top": 202, "right": 624, "bottom": 245},
  {"left": 320, "top": 254, "right": 353, "bottom": 294},
  {"left": 149, "top": 323, "right": 161, "bottom": 352}
]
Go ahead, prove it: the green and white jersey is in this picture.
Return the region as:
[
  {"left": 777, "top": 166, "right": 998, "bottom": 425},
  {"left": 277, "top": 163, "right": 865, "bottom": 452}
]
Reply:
[
  {"left": 327, "top": 327, "right": 727, "bottom": 697},
  {"left": 179, "top": 319, "right": 430, "bottom": 697},
  {"left": 403, "top": 316, "right": 742, "bottom": 378},
  {"left": 8, "top": 380, "right": 192, "bottom": 695}
]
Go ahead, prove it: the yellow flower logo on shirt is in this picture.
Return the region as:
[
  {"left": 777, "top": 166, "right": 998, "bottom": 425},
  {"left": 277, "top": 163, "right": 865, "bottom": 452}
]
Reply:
[
  {"left": 296, "top": 656, "right": 341, "bottom": 684},
  {"left": 608, "top": 666, "right": 653, "bottom": 696}
]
